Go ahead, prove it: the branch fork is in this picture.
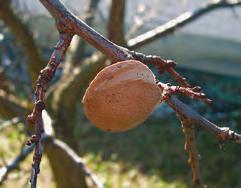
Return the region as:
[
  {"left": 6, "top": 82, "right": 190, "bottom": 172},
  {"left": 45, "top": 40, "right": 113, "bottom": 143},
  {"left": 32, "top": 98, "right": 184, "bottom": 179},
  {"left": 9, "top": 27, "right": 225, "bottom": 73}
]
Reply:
[{"left": 157, "top": 82, "right": 212, "bottom": 104}]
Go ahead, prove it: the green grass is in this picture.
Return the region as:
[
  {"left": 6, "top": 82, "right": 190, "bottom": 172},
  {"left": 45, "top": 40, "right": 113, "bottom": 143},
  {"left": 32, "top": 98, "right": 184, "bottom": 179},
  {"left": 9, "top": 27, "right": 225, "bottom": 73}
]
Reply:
[
  {"left": 75, "top": 112, "right": 241, "bottom": 188},
  {"left": 1, "top": 70, "right": 241, "bottom": 188},
  {"left": 1, "top": 109, "right": 241, "bottom": 187}
]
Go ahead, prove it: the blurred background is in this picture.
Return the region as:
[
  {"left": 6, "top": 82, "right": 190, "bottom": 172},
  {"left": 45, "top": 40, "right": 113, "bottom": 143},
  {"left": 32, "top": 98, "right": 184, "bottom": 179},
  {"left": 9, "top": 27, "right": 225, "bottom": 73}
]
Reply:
[{"left": 0, "top": 0, "right": 241, "bottom": 187}]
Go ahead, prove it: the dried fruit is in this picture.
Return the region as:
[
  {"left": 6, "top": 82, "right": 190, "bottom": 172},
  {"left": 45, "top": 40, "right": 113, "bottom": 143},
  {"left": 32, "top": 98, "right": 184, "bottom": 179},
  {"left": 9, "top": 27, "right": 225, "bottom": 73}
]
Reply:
[{"left": 83, "top": 60, "right": 161, "bottom": 132}]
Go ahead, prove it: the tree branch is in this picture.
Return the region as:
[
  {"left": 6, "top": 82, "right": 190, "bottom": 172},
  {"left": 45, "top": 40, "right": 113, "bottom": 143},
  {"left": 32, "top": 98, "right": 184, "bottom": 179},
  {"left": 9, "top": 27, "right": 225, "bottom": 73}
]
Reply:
[
  {"left": 40, "top": 0, "right": 131, "bottom": 62},
  {"left": 180, "top": 117, "right": 205, "bottom": 188},
  {"left": 0, "top": 0, "right": 45, "bottom": 83},
  {"left": 128, "top": 0, "right": 241, "bottom": 49},
  {"left": 34, "top": 1, "right": 241, "bottom": 188},
  {"left": 107, "top": 0, "right": 126, "bottom": 45},
  {"left": 0, "top": 137, "right": 104, "bottom": 188},
  {"left": 0, "top": 144, "right": 34, "bottom": 183},
  {"left": 27, "top": 31, "right": 73, "bottom": 188},
  {"left": 167, "top": 96, "right": 241, "bottom": 144}
]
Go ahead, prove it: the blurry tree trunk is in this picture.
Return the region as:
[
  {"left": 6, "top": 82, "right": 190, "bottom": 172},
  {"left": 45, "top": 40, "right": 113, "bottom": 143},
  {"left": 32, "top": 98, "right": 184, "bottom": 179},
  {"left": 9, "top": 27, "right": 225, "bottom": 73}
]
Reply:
[
  {"left": 64, "top": 0, "right": 100, "bottom": 74},
  {"left": 0, "top": 0, "right": 45, "bottom": 83},
  {"left": 48, "top": 52, "right": 106, "bottom": 150},
  {"left": 0, "top": 89, "right": 31, "bottom": 117},
  {"left": 45, "top": 137, "right": 88, "bottom": 188},
  {"left": 108, "top": 0, "right": 126, "bottom": 46}
]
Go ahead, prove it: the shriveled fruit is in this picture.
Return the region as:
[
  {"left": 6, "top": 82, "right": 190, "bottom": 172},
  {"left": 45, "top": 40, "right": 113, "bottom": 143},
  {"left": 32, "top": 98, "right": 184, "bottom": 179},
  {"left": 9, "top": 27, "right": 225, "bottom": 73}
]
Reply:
[{"left": 82, "top": 60, "right": 161, "bottom": 132}]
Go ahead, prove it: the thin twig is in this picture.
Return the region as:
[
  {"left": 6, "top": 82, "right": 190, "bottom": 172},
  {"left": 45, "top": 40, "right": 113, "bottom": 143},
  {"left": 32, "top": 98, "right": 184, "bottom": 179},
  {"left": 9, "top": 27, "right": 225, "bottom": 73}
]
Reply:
[
  {"left": 180, "top": 117, "right": 205, "bottom": 188},
  {"left": 0, "top": 136, "right": 104, "bottom": 188},
  {"left": 0, "top": 144, "right": 35, "bottom": 183},
  {"left": 27, "top": 30, "right": 73, "bottom": 187},
  {"left": 127, "top": 0, "right": 241, "bottom": 49},
  {"left": 157, "top": 82, "right": 211, "bottom": 104}
]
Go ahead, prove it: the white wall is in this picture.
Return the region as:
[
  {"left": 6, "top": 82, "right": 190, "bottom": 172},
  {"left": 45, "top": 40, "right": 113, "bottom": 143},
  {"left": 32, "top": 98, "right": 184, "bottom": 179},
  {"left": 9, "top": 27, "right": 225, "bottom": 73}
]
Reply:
[{"left": 13, "top": 0, "right": 241, "bottom": 42}]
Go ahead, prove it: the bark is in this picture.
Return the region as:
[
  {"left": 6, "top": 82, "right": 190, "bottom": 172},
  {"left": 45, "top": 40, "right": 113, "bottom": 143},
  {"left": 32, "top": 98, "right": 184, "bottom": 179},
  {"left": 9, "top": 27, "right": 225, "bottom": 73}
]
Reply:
[{"left": 180, "top": 118, "right": 204, "bottom": 188}]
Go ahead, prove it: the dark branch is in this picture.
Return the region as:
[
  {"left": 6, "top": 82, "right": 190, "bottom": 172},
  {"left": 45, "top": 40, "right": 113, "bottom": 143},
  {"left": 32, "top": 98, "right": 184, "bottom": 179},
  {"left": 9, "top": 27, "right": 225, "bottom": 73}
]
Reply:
[
  {"left": 27, "top": 31, "right": 73, "bottom": 187},
  {"left": 167, "top": 97, "right": 241, "bottom": 144},
  {"left": 0, "top": 144, "right": 34, "bottom": 183},
  {"left": 128, "top": 0, "right": 241, "bottom": 49}
]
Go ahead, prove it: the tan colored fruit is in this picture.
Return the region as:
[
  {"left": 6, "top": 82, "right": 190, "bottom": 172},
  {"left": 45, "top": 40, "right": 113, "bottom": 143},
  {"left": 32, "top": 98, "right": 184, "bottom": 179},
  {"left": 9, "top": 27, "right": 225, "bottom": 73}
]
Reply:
[{"left": 82, "top": 60, "right": 161, "bottom": 132}]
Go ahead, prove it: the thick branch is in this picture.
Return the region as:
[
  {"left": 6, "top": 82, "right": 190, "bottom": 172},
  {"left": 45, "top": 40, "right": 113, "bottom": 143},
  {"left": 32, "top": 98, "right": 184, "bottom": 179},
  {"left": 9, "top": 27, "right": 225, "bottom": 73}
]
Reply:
[
  {"left": 0, "top": 145, "right": 34, "bottom": 183},
  {"left": 128, "top": 0, "right": 241, "bottom": 49},
  {"left": 107, "top": 0, "right": 126, "bottom": 45},
  {"left": 0, "top": 0, "right": 45, "bottom": 82},
  {"left": 167, "top": 97, "right": 241, "bottom": 144},
  {"left": 180, "top": 118, "right": 204, "bottom": 188}
]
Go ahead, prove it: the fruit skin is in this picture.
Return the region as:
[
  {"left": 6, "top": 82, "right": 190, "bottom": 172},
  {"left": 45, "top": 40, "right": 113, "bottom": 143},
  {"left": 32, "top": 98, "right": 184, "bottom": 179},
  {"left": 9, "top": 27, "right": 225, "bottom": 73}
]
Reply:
[{"left": 82, "top": 60, "right": 161, "bottom": 132}]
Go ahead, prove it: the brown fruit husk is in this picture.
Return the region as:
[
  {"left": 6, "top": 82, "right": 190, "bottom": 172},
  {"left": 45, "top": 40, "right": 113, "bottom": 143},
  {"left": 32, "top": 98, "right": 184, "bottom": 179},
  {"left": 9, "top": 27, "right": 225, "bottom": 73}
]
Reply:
[{"left": 83, "top": 60, "right": 161, "bottom": 132}]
